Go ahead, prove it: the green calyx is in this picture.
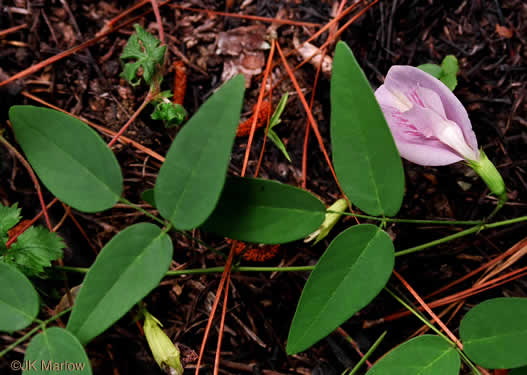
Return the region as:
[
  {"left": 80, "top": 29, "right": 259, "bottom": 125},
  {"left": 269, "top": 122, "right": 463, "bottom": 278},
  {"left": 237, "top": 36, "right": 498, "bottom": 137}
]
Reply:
[{"left": 468, "top": 149, "right": 507, "bottom": 201}]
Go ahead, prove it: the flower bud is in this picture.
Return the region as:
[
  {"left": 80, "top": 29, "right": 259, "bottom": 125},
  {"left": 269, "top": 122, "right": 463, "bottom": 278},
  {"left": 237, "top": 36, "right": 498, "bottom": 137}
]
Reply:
[
  {"left": 305, "top": 198, "right": 348, "bottom": 244},
  {"left": 143, "top": 311, "right": 184, "bottom": 375},
  {"left": 468, "top": 149, "right": 507, "bottom": 201}
]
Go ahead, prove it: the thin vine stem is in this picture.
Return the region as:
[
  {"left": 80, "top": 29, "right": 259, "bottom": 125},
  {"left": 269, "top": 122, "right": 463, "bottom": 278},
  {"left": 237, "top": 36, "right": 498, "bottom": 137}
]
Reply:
[
  {"left": 0, "top": 307, "right": 72, "bottom": 358},
  {"left": 347, "top": 331, "right": 386, "bottom": 375},
  {"left": 384, "top": 288, "right": 482, "bottom": 375},
  {"left": 327, "top": 210, "right": 482, "bottom": 226},
  {"left": 395, "top": 214, "right": 527, "bottom": 257},
  {"left": 55, "top": 215, "right": 527, "bottom": 276}
]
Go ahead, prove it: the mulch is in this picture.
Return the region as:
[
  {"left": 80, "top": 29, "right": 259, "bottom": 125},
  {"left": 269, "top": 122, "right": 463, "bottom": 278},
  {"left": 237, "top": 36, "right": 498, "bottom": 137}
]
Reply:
[{"left": 1, "top": 1, "right": 526, "bottom": 374}]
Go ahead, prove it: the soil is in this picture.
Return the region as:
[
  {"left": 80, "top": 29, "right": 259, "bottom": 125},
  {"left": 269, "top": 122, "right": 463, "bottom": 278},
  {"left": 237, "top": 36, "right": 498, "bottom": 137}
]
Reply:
[{"left": 0, "top": 1, "right": 526, "bottom": 374}]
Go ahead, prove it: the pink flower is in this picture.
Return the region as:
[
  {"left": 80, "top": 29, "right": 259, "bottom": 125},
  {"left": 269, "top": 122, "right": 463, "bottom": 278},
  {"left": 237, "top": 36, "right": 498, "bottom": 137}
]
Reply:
[{"left": 375, "top": 65, "right": 480, "bottom": 166}]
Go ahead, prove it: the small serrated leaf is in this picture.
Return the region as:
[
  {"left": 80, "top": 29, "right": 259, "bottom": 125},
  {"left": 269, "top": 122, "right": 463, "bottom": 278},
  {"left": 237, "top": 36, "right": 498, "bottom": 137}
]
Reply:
[
  {"left": 120, "top": 24, "right": 166, "bottom": 86},
  {"left": 2, "top": 226, "right": 65, "bottom": 277},
  {"left": 0, "top": 203, "right": 21, "bottom": 243}
]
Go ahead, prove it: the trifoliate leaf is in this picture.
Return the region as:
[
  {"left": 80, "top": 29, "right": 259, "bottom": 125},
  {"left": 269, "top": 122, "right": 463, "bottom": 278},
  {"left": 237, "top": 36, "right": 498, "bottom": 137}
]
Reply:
[
  {"left": 0, "top": 203, "right": 21, "bottom": 244},
  {"left": 120, "top": 24, "right": 166, "bottom": 86},
  {"left": 1, "top": 226, "right": 65, "bottom": 277}
]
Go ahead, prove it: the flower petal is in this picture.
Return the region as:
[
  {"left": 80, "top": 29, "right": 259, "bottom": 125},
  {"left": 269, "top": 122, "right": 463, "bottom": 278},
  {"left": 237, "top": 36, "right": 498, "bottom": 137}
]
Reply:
[
  {"left": 384, "top": 66, "right": 478, "bottom": 151},
  {"left": 378, "top": 104, "right": 464, "bottom": 166}
]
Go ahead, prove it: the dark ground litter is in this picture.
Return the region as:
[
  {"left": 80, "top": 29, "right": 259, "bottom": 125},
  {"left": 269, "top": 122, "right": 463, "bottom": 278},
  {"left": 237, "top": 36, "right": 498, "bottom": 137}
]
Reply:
[{"left": 0, "top": 0, "right": 526, "bottom": 374}]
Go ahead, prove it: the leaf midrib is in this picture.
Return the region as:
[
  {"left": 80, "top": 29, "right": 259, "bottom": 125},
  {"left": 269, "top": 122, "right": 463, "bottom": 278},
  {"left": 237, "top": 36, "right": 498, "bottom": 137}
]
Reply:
[
  {"left": 22, "top": 121, "right": 119, "bottom": 198},
  {"left": 69, "top": 230, "right": 166, "bottom": 340},
  {"left": 291, "top": 228, "right": 383, "bottom": 350}
]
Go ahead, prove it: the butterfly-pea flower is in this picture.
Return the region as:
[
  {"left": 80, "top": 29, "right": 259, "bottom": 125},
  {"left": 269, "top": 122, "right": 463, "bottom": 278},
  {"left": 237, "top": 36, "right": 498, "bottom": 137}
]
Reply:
[{"left": 375, "top": 65, "right": 506, "bottom": 203}]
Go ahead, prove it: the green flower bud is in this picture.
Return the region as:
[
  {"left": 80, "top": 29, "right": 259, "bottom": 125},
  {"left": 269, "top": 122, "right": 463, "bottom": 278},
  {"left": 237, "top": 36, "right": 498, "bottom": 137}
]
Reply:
[
  {"left": 305, "top": 198, "right": 348, "bottom": 245},
  {"left": 143, "top": 311, "right": 184, "bottom": 375},
  {"left": 468, "top": 149, "right": 507, "bottom": 201}
]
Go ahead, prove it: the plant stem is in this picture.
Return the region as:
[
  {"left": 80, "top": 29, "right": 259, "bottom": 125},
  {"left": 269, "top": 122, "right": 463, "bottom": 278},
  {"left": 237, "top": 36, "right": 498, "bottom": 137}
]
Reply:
[
  {"left": 119, "top": 197, "right": 166, "bottom": 225},
  {"left": 327, "top": 210, "right": 482, "bottom": 226},
  {"left": 347, "top": 331, "right": 386, "bottom": 375},
  {"left": 0, "top": 307, "right": 72, "bottom": 358},
  {"left": 55, "top": 216, "right": 527, "bottom": 276},
  {"left": 395, "top": 214, "right": 527, "bottom": 257},
  {"left": 108, "top": 90, "right": 153, "bottom": 147},
  {"left": 384, "top": 287, "right": 454, "bottom": 345},
  {"left": 56, "top": 265, "right": 316, "bottom": 275},
  {"left": 457, "top": 348, "right": 482, "bottom": 375}
]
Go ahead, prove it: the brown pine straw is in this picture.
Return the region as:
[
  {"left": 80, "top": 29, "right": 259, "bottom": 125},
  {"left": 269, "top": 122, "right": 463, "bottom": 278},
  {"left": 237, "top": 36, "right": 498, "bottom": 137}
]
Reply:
[
  {"left": 364, "top": 237, "right": 527, "bottom": 327},
  {"left": 194, "top": 243, "right": 236, "bottom": 375},
  {"left": 275, "top": 41, "right": 346, "bottom": 198},
  {"left": 393, "top": 271, "right": 464, "bottom": 350},
  {"left": 0, "top": 23, "right": 28, "bottom": 38},
  {"left": 0, "top": 0, "right": 173, "bottom": 89},
  {"left": 169, "top": 4, "right": 321, "bottom": 28},
  {"left": 21, "top": 91, "right": 165, "bottom": 162},
  {"left": 241, "top": 40, "right": 276, "bottom": 177}
]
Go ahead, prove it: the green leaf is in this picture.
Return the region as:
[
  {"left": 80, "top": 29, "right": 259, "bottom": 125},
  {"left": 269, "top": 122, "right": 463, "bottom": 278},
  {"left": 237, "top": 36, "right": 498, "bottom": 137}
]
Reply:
[
  {"left": 417, "top": 63, "right": 442, "bottom": 78},
  {"left": 2, "top": 226, "right": 65, "bottom": 277},
  {"left": 0, "top": 263, "right": 39, "bottom": 331},
  {"left": 366, "top": 335, "right": 460, "bottom": 375},
  {"left": 154, "top": 75, "right": 245, "bottom": 230},
  {"left": 201, "top": 176, "right": 325, "bottom": 244},
  {"left": 9, "top": 106, "right": 123, "bottom": 213},
  {"left": 440, "top": 74, "right": 457, "bottom": 91},
  {"left": 331, "top": 42, "right": 405, "bottom": 216},
  {"left": 460, "top": 297, "right": 527, "bottom": 369},
  {"left": 268, "top": 129, "right": 291, "bottom": 162},
  {"left": 0, "top": 203, "right": 21, "bottom": 244},
  {"left": 267, "top": 93, "right": 292, "bottom": 161},
  {"left": 440, "top": 55, "right": 459, "bottom": 76},
  {"left": 151, "top": 101, "right": 187, "bottom": 128},
  {"left": 120, "top": 24, "right": 166, "bottom": 86},
  {"left": 23, "top": 327, "right": 92, "bottom": 374},
  {"left": 269, "top": 93, "right": 289, "bottom": 129},
  {"left": 141, "top": 189, "right": 156, "bottom": 207},
  {"left": 66, "top": 223, "right": 173, "bottom": 344},
  {"left": 286, "top": 224, "right": 394, "bottom": 354}
]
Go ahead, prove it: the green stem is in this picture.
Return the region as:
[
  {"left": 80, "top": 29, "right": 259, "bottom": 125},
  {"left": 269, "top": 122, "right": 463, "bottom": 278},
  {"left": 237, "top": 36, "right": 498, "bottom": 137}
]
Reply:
[
  {"left": 55, "top": 216, "right": 527, "bottom": 276},
  {"left": 457, "top": 348, "right": 482, "bottom": 375},
  {"left": 118, "top": 197, "right": 227, "bottom": 259},
  {"left": 347, "top": 331, "right": 387, "bottom": 375},
  {"left": 119, "top": 197, "right": 166, "bottom": 225},
  {"left": 395, "top": 226, "right": 481, "bottom": 257},
  {"left": 395, "top": 214, "right": 527, "bottom": 257},
  {"left": 384, "top": 288, "right": 454, "bottom": 345},
  {"left": 56, "top": 265, "right": 316, "bottom": 275},
  {"left": 327, "top": 210, "right": 482, "bottom": 226},
  {"left": 0, "top": 307, "right": 72, "bottom": 358},
  {"left": 385, "top": 288, "right": 482, "bottom": 375}
]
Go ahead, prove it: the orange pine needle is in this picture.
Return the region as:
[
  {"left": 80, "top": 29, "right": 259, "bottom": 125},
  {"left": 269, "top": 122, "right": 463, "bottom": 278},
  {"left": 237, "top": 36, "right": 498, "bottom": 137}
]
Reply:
[
  {"left": 393, "top": 271, "right": 463, "bottom": 349},
  {"left": 241, "top": 40, "right": 276, "bottom": 176},
  {"left": 21, "top": 91, "right": 165, "bottom": 162},
  {"left": 169, "top": 4, "right": 321, "bottom": 28}
]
